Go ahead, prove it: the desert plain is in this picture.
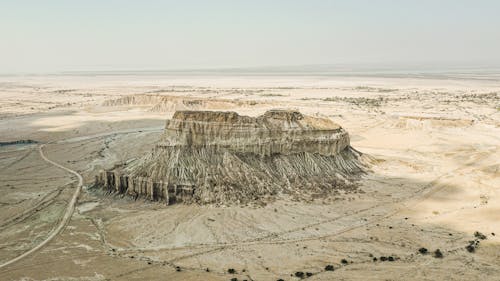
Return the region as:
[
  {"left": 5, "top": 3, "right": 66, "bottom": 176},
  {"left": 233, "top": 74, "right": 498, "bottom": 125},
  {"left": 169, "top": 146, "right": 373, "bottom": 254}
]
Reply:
[{"left": 0, "top": 73, "right": 499, "bottom": 280}]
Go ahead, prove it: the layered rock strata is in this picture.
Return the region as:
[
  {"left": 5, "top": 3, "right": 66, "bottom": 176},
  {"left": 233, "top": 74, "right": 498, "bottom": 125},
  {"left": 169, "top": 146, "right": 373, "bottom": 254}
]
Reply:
[
  {"left": 102, "top": 94, "right": 268, "bottom": 112},
  {"left": 95, "top": 110, "right": 367, "bottom": 205}
]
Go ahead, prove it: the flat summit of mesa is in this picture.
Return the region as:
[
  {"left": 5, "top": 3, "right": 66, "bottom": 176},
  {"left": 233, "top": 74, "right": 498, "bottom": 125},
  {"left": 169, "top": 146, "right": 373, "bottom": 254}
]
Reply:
[{"left": 95, "top": 110, "right": 367, "bottom": 205}]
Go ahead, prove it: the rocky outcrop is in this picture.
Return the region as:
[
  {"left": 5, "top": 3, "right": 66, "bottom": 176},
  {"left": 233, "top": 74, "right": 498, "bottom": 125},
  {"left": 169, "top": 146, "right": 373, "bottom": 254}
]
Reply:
[
  {"left": 393, "top": 114, "right": 474, "bottom": 129},
  {"left": 95, "top": 110, "right": 367, "bottom": 205},
  {"left": 102, "top": 95, "right": 266, "bottom": 112}
]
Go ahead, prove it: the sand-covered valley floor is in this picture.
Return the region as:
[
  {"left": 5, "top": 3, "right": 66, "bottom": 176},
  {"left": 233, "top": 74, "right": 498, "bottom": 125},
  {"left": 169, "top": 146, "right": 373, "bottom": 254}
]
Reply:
[{"left": 0, "top": 74, "right": 499, "bottom": 280}]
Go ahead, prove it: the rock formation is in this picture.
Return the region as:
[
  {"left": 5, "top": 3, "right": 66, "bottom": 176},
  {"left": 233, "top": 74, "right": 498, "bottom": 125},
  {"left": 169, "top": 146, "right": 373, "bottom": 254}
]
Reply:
[
  {"left": 102, "top": 94, "right": 270, "bottom": 112},
  {"left": 94, "top": 110, "right": 367, "bottom": 205}
]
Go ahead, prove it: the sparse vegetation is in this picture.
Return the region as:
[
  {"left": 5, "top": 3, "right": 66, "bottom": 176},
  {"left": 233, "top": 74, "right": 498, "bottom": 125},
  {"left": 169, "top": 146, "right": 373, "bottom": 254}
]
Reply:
[
  {"left": 466, "top": 239, "right": 481, "bottom": 253},
  {"left": 378, "top": 256, "right": 397, "bottom": 262},
  {"left": 295, "top": 271, "right": 305, "bottom": 278},
  {"left": 322, "top": 96, "right": 387, "bottom": 107},
  {"left": 354, "top": 86, "right": 398, "bottom": 93},
  {"left": 3, "top": 74, "right": 500, "bottom": 280},
  {"left": 0, "top": 139, "right": 38, "bottom": 146},
  {"left": 433, "top": 249, "right": 443, "bottom": 258},
  {"left": 418, "top": 247, "right": 428, "bottom": 254},
  {"left": 474, "top": 231, "right": 487, "bottom": 240},
  {"left": 466, "top": 243, "right": 476, "bottom": 253},
  {"left": 259, "top": 93, "right": 287, "bottom": 97}
]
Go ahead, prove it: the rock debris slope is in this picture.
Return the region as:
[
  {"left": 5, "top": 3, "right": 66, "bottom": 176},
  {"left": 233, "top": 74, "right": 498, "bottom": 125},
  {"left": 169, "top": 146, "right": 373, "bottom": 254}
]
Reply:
[{"left": 95, "top": 110, "right": 368, "bottom": 204}]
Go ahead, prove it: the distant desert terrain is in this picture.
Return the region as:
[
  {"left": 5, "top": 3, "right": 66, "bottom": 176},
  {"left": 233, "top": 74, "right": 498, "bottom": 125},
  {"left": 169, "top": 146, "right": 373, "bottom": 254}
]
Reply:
[{"left": 0, "top": 74, "right": 499, "bottom": 280}]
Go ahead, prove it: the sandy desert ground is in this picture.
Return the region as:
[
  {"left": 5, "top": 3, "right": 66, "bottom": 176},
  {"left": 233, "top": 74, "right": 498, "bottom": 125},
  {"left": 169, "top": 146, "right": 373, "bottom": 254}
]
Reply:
[{"left": 0, "top": 73, "right": 499, "bottom": 280}]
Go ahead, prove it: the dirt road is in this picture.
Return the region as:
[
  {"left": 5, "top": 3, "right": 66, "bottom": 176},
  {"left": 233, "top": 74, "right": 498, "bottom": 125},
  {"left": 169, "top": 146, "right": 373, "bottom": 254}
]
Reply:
[{"left": 0, "top": 144, "right": 83, "bottom": 269}]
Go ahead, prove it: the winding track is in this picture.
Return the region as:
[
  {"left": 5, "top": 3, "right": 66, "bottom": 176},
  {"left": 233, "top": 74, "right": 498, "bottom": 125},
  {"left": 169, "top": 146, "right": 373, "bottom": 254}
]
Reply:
[
  {"left": 0, "top": 118, "right": 384, "bottom": 270},
  {"left": 0, "top": 144, "right": 83, "bottom": 269},
  {"left": 0, "top": 127, "right": 163, "bottom": 270},
  {"left": 0, "top": 124, "right": 490, "bottom": 272}
]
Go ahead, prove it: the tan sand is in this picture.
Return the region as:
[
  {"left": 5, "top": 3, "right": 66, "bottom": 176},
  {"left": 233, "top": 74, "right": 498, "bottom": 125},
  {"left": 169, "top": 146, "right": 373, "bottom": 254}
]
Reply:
[{"left": 0, "top": 74, "right": 499, "bottom": 280}]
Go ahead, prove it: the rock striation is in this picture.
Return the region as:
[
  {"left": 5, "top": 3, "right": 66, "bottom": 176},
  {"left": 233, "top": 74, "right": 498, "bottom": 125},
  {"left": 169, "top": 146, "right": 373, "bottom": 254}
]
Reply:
[
  {"left": 102, "top": 94, "right": 268, "bottom": 112},
  {"left": 95, "top": 110, "right": 367, "bottom": 205}
]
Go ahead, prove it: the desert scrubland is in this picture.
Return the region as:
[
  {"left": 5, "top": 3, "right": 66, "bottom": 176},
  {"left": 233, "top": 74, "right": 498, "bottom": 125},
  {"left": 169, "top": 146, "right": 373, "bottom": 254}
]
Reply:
[{"left": 0, "top": 74, "right": 499, "bottom": 280}]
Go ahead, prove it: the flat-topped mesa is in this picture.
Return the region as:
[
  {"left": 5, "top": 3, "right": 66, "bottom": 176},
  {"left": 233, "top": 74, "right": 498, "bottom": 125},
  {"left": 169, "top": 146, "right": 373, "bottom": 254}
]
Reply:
[
  {"left": 95, "top": 110, "right": 367, "bottom": 205},
  {"left": 160, "top": 110, "right": 348, "bottom": 157}
]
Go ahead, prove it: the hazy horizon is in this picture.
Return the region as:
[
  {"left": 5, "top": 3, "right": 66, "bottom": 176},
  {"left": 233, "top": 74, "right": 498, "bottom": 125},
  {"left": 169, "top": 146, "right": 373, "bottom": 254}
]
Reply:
[{"left": 2, "top": 0, "right": 500, "bottom": 74}]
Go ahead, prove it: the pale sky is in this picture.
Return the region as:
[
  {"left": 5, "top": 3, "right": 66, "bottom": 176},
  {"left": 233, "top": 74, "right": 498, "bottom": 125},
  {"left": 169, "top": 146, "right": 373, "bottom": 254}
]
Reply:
[{"left": 1, "top": 0, "right": 500, "bottom": 73}]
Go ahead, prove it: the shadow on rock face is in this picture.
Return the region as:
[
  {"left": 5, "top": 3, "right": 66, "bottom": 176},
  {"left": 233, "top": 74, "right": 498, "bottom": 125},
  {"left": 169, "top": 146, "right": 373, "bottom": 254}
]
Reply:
[{"left": 94, "top": 110, "right": 371, "bottom": 205}]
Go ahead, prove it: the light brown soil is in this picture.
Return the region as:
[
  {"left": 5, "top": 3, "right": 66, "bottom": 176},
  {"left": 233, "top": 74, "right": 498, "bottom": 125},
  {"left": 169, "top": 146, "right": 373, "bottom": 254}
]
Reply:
[{"left": 0, "top": 74, "right": 499, "bottom": 280}]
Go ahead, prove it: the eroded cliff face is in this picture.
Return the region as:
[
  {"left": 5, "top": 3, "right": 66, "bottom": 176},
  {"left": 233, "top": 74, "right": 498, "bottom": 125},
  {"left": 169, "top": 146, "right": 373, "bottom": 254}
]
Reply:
[
  {"left": 160, "top": 110, "right": 349, "bottom": 156},
  {"left": 95, "top": 110, "right": 367, "bottom": 205},
  {"left": 102, "top": 94, "right": 266, "bottom": 112}
]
